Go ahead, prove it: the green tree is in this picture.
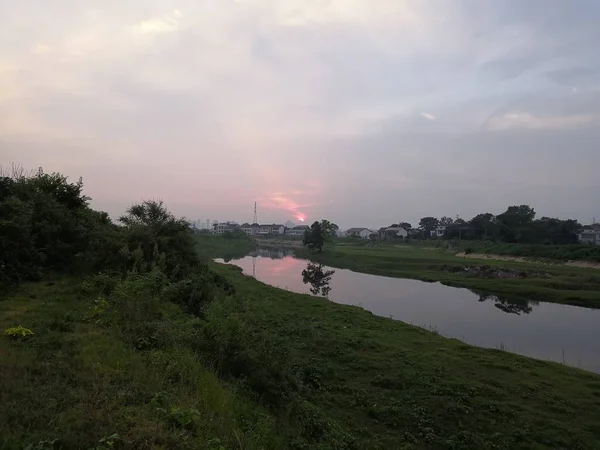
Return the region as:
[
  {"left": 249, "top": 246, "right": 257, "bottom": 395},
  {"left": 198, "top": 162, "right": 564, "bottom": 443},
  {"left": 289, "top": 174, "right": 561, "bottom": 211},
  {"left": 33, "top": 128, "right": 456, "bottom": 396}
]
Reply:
[
  {"left": 496, "top": 205, "right": 536, "bottom": 242},
  {"left": 398, "top": 222, "right": 412, "bottom": 231},
  {"left": 469, "top": 213, "right": 496, "bottom": 240},
  {"left": 418, "top": 217, "right": 439, "bottom": 238},
  {"left": 321, "top": 220, "right": 339, "bottom": 239},
  {"left": 303, "top": 221, "right": 326, "bottom": 252},
  {"left": 439, "top": 216, "right": 454, "bottom": 226}
]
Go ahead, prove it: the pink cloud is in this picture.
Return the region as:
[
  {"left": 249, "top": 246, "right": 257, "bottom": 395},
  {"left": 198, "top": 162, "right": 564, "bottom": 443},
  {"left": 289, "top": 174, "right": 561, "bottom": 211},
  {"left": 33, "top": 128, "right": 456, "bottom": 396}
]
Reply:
[{"left": 258, "top": 191, "right": 319, "bottom": 222}]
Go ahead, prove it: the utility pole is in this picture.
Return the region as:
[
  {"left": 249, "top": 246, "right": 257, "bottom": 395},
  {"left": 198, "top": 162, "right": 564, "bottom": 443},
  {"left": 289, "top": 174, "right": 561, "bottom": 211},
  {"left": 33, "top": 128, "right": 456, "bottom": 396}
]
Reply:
[{"left": 253, "top": 202, "right": 258, "bottom": 224}]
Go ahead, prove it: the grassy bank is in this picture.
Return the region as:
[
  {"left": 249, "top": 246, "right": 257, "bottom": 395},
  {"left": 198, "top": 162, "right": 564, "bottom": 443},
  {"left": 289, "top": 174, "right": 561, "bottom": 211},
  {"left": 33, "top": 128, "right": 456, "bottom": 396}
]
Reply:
[
  {"left": 446, "top": 240, "right": 600, "bottom": 262},
  {"left": 297, "top": 243, "right": 600, "bottom": 308},
  {"left": 195, "top": 234, "right": 256, "bottom": 260},
  {"left": 0, "top": 275, "right": 282, "bottom": 450},
  {"left": 205, "top": 263, "right": 600, "bottom": 449}
]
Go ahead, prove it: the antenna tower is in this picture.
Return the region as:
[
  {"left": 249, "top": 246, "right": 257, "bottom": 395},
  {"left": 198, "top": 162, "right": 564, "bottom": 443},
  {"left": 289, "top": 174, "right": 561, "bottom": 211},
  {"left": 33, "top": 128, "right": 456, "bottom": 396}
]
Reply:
[{"left": 253, "top": 202, "right": 258, "bottom": 224}]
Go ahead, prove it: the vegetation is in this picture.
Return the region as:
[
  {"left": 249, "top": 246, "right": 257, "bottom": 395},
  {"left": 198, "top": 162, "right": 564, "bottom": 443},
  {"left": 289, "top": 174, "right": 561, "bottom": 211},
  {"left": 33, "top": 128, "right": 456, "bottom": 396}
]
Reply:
[
  {"left": 398, "top": 204, "right": 590, "bottom": 246},
  {"left": 299, "top": 243, "right": 600, "bottom": 308},
  {"left": 302, "top": 219, "right": 339, "bottom": 253},
  {"left": 202, "top": 263, "right": 600, "bottom": 450},
  {"left": 3, "top": 167, "right": 600, "bottom": 449}
]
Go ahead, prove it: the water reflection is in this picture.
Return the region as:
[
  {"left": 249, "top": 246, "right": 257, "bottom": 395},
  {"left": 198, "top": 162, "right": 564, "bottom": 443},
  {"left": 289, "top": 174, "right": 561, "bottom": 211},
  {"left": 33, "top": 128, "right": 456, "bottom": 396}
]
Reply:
[
  {"left": 248, "top": 248, "right": 295, "bottom": 259},
  {"left": 478, "top": 295, "right": 539, "bottom": 315},
  {"left": 301, "top": 263, "right": 335, "bottom": 296},
  {"left": 216, "top": 253, "right": 600, "bottom": 373}
]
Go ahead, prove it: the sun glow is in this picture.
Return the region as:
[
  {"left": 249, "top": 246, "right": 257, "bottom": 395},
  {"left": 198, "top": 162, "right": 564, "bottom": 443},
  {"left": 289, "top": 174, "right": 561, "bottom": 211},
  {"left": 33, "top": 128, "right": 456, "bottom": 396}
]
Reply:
[{"left": 296, "top": 214, "right": 306, "bottom": 222}]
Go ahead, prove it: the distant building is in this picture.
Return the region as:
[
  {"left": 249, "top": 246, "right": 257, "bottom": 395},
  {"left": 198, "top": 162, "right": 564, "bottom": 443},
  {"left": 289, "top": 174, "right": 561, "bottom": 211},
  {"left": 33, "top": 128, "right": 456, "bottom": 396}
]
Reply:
[
  {"left": 287, "top": 225, "right": 310, "bottom": 237},
  {"left": 346, "top": 228, "right": 374, "bottom": 239},
  {"left": 578, "top": 229, "right": 600, "bottom": 245},
  {"left": 434, "top": 226, "right": 446, "bottom": 238},
  {"left": 257, "top": 224, "right": 285, "bottom": 235},
  {"left": 214, "top": 222, "right": 239, "bottom": 234},
  {"left": 378, "top": 226, "right": 408, "bottom": 239}
]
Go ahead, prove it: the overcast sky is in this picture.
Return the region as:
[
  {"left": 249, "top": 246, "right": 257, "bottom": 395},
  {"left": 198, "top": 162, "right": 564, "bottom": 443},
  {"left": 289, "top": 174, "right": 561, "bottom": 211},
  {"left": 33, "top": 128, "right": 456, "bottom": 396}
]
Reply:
[{"left": 1, "top": 0, "right": 599, "bottom": 228}]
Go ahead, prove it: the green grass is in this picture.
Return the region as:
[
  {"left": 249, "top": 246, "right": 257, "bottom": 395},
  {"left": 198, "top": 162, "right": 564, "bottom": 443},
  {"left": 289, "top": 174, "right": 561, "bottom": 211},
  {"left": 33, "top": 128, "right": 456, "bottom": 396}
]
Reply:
[
  {"left": 195, "top": 234, "right": 256, "bottom": 261},
  {"left": 0, "top": 277, "right": 282, "bottom": 450},
  {"left": 448, "top": 241, "right": 600, "bottom": 262},
  {"left": 298, "top": 243, "right": 600, "bottom": 308},
  {"left": 207, "top": 263, "right": 600, "bottom": 450}
]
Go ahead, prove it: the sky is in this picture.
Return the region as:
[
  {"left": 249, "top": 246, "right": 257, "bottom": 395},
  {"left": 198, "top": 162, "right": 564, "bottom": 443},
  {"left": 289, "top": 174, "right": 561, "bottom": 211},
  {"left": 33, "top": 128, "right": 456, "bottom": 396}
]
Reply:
[{"left": 1, "top": 0, "right": 599, "bottom": 229}]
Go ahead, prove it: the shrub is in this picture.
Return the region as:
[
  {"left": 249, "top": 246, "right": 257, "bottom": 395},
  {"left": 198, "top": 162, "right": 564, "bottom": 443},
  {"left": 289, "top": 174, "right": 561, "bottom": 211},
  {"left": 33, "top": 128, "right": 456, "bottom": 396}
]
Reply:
[{"left": 4, "top": 325, "right": 34, "bottom": 339}]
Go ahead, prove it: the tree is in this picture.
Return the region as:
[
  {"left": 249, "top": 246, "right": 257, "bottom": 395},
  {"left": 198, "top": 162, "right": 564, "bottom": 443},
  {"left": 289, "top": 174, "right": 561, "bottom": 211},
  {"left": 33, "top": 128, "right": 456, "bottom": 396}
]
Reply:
[
  {"left": 303, "top": 221, "right": 326, "bottom": 252},
  {"left": 469, "top": 213, "right": 496, "bottom": 240},
  {"left": 418, "top": 217, "right": 439, "bottom": 237},
  {"left": 321, "top": 220, "right": 339, "bottom": 239},
  {"left": 496, "top": 205, "right": 536, "bottom": 243},
  {"left": 439, "top": 216, "right": 454, "bottom": 226},
  {"left": 398, "top": 222, "right": 412, "bottom": 231}
]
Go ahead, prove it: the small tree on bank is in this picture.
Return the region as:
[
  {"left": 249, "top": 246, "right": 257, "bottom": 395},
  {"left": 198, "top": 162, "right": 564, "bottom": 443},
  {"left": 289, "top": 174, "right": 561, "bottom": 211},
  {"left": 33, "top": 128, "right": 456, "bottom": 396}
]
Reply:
[{"left": 303, "top": 221, "right": 326, "bottom": 252}]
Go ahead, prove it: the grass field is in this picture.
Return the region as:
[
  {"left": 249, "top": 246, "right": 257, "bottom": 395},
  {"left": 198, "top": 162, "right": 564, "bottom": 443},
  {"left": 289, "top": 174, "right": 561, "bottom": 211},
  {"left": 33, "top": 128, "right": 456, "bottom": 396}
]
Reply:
[
  {"left": 297, "top": 242, "right": 600, "bottom": 308},
  {"left": 0, "top": 276, "right": 282, "bottom": 450},
  {"left": 206, "top": 263, "right": 600, "bottom": 449},
  {"left": 4, "top": 237, "right": 600, "bottom": 449}
]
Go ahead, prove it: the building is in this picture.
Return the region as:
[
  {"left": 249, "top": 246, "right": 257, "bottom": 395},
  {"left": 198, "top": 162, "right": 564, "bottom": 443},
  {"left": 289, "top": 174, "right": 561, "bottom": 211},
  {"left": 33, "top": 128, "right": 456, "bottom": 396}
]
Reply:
[
  {"left": 214, "top": 222, "right": 239, "bottom": 234},
  {"left": 578, "top": 229, "right": 600, "bottom": 245},
  {"left": 346, "top": 227, "right": 375, "bottom": 239},
  {"left": 378, "top": 226, "right": 408, "bottom": 239},
  {"left": 241, "top": 223, "right": 259, "bottom": 236},
  {"left": 257, "top": 224, "right": 285, "bottom": 235},
  {"left": 287, "top": 225, "right": 310, "bottom": 237},
  {"left": 434, "top": 226, "right": 446, "bottom": 238}
]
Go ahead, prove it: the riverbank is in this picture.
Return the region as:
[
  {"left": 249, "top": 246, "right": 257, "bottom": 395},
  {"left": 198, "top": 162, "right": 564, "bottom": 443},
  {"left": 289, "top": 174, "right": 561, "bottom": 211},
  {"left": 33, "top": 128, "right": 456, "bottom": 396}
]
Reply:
[
  {"left": 207, "top": 262, "right": 600, "bottom": 449},
  {"left": 298, "top": 243, "right": 600, "bottom": 308}
]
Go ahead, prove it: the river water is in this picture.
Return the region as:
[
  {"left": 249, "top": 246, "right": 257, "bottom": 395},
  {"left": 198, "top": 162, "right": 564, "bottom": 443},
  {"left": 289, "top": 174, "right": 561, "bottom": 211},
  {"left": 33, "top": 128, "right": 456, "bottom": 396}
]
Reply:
[{"left": 216, "top": 249, "right": 600, "bottom": 373}]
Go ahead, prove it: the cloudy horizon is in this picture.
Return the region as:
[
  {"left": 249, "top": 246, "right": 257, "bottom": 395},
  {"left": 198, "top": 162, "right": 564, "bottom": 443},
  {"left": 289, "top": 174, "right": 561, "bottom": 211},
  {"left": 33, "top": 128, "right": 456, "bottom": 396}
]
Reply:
[{"left": 1, "top": 0, "right": 599, "bottom": 229}]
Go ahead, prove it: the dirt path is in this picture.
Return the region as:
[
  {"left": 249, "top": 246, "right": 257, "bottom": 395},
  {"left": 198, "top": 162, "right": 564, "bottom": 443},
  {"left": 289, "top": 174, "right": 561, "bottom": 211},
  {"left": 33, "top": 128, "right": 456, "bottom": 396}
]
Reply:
[{"left": 455, "top": 252, "right": 600, "bottom": 269}]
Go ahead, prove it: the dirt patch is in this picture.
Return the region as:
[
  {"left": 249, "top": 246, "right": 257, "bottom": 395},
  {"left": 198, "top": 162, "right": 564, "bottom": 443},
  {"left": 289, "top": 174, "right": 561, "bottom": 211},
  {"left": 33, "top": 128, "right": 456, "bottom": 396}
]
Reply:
[{"left": 442, "top": 264, "right": 551, "bottom": 279}]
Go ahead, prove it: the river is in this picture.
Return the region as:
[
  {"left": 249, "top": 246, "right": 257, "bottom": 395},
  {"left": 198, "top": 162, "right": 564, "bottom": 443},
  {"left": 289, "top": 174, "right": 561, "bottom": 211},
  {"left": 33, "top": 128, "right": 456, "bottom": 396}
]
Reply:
[{"left": 216, "top": 249, "right": 600, "bottom": 373}]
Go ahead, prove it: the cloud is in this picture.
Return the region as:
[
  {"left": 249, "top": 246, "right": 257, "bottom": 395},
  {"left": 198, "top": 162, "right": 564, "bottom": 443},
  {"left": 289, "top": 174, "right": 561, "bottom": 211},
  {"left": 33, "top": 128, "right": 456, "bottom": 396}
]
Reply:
[
  {"left": 132, "top": 10, "right": 182, "bottom": 35},
  {"left": 484, "top": 112, "right": 596, "bottom": 130},
  {"left": 1, "top": 0, "right": 599, "bottom": 227}
]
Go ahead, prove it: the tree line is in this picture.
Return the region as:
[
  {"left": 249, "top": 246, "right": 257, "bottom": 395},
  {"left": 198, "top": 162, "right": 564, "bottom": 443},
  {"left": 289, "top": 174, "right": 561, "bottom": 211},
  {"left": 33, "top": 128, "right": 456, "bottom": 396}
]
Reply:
[{"left": 397, "top": 205, "right": 586, "bottom": 244}]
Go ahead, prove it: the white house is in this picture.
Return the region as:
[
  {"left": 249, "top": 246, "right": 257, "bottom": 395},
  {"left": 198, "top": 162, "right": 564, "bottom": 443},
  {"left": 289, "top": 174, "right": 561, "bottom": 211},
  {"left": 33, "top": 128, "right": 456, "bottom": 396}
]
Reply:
[
  {"left": 434, "top": 226, "right": 446, "bottom": 238},
  {"left": 257, "top": 224, "right": 285, "bottom": 235},
  {"left": 578, "top": 229, "right": 600, "bottom": 245},
  {"left": 214, "top": 222, "right": 238, "bottom": 234},
  {"left": 241, "top": 223, "right": 259, "bottom": 236},
  {"left": 383, "top": 226, "right": 408, "bottom": 239},
  {"left": 346, "top": 227, "right": 375, "bottom": 239},
  {"left": 286, "top": 225, "right": 310, "bottom": 237}
]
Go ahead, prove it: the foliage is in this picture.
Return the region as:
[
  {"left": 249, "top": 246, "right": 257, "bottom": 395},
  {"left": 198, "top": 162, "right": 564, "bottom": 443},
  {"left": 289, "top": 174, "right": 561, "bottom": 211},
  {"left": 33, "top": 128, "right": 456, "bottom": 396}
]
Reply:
[
  {"left": 4, "top": 325, "right": 34, "bottom": 339},
  {"left": 301, "top": 263, "right": 335, "bottom": 296},
  {"left": 0, "top": 277, "right": 282, "bottom": 450},
  {"left": 418, "top": 216, "right": 439, "bottom": 235},
  {"left": 303, "top": 221, "right": 326, "bottom": 253},
  {"left": 206, "top": 263, "right": 600, "bottom": 450},
  {"left": 0, "top": 167, "right": 118, "bottom": 288},
  {"left": 415, "top": 205, "right": 584, "bottom": 245}
]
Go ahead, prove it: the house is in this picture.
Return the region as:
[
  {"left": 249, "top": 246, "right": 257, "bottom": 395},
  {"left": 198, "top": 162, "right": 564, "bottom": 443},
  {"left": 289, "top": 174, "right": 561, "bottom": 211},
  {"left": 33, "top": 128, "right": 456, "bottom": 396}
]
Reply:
[
  {"left": 578, "top": 229, "right": 600, "bottom": 245},
  {"left": 286, "top": 225, "right": 310, "bottom": 237},
  {"left": 214, "top": 222, "right": 239, "bottom": 234},
  {"left": 346, "top": 228, "right": 374, "bottom": 239},
  {"left": 378, "top": 226, "right": 408, "bottom": 239},
  {"left": 434, "top": 226, "right": 446, "bottom": 238},
  {"left": 241, "top": 223, "right": 259, "bottom": 236},
  {"left": 257, "top": 224, "right": 285, "bottom": 235}
]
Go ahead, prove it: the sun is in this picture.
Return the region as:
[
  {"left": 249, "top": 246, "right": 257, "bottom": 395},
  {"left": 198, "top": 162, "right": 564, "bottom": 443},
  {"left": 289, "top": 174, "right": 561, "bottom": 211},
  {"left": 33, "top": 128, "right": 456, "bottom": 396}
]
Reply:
[{"left": 296, "top": 214, "right": 306, "bottom": 222}]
